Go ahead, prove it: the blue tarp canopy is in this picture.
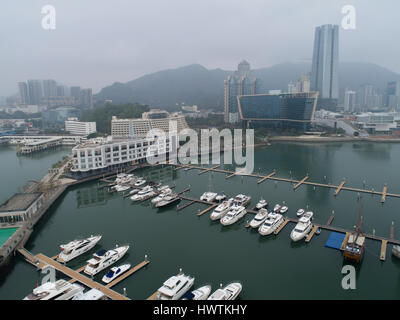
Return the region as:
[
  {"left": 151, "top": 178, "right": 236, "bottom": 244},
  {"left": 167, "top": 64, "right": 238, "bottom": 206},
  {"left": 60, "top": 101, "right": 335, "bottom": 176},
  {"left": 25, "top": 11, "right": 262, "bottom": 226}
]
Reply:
[{"left": 325, "top": 232, "right": 346, "bottom": 250}]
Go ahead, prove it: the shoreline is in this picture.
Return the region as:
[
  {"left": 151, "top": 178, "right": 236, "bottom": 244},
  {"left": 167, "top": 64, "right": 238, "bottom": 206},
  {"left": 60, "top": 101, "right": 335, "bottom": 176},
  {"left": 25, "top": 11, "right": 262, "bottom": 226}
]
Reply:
[{"left": 268, "top": 136, "right": 400, "bottom": 143}]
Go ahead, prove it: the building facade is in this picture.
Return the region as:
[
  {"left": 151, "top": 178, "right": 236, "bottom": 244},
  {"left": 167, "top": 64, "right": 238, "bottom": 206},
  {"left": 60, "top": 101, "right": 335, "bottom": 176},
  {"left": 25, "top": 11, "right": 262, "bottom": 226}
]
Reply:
[
  {"left": 27, "top": 80, "right": 43, "bottom": 105},
  {"left": 43, "top": 79, "right": 58, "bottom": 99},
  {"left": 18, "top": 82, "right": 29, "bottom": 105},
  {"left": 237, "top": 92, "right": 318, "bottom": 131},
  {"left": 344, "top": 89, "right": 356, "bottom": 112},
  {"left": 111, "top": 110, "right": 189, "bottom": 138},
  {"left": 65, "top": 118, "right": 97, "bottom": 136},
  {"left": 224, "top": 60, "right": 260, "bottom": 123},
  {"left": 311, "top": 24, "right": 339, "bottom": 109}
]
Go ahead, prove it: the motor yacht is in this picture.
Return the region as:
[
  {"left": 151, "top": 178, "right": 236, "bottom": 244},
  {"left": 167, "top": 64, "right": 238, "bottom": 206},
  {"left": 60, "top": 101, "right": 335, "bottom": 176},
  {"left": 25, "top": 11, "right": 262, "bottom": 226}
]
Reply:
[
  {"left": 208, "top": 282, "right": 242, "bottom": 300},
  {"left": 102, "top": 264, "right": 131, "bottom": 284},
  {"left": 155, "top": 194, "right": 181, "bottom": 208},
  {"left": 182, "top": 285, "right": 212, "bottom": 300},
  {"left": 296, "top": 208, "right": 305, "bottom": 217},
  {"left": 130, "top": 187, "right": 157, "bottom": 201},
  {"left": 210, "top": 198, "right": 233, "bottom": 220},
  {"left": 151, "top": 189, "right": 173, "bottom": 204},
  {"left": 57, "top": 235, "right": 102, "bottom": 263},
  {"left": 220, "top": 205, "right": 246, "bottom": 226},
  {"left": 84, "top": 245, "right": 129, "bottom": 276},
  {"left": 256, "top": 199, "right": 268, "bottom": 210},
  {"left": 157, "top": 185, "right": 170, "bottom": 192},
  {"left": 233, "top": 194, "right": 251, "bottom": 207},
  {"left": 129, "top": 188, "right": 140, "bottom": 195},
  {"left": 214, "top": 194, "right": 227, "bottom": 203},
  {"left": 114, "top": 185, "right": 130, "bottom": 192},
  {"left": 24, "top": 280, "right": 84, "bottom": 300},
  {"left": 134, "top": 178, "right": 146, "bottom": 187},
  {"left": 200, "top": 192, "right": 218, "bottom": 202},
  {"left": 154, "top": 272, "right": 194, "bottom": 300},
  {"left": 273, "top": 204, "right": 281, "bottom": 213},
  {"left": 258, "top": 212, "right": 284, "bottom": 235},
  {"left": 290, "top": 212, "right": 313, "bottom": 242},
  {"left": 249, "top": 209, "right": 269, "bottom": 228},
  {"left": 72, "top": 288, "right": 107, "bottom": 300},
  {"left": 280, "top": 206, "right": 288, "bottom": 214}
]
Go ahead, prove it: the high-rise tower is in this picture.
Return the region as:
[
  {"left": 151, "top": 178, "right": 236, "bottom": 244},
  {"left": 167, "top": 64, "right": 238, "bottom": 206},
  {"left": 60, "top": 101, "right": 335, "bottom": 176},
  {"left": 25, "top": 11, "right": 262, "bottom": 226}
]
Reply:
[{"left": 311, "top": 24, "right": 339, "bottom": 109}]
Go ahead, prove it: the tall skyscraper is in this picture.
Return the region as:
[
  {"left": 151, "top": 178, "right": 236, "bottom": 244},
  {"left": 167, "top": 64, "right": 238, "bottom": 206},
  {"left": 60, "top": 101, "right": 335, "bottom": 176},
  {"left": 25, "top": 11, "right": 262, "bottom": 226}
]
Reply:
[
  {"left": 70, "top": 86, "right": 81, "bottom": 105},
  {"left": 386, "top": 81, "right": 400, "bottom": 110},
  {"left": 296, "top": 75, "right": 311, "bottom": 93},
  {"left": 43, "top": 79, "right": 57, "bottom": 98},
  {"left": 311, "top": 24, "right": 339, "bottom": 109},
  {"left": 80, "top": 88, "right": 94, "bottom": 109},
  {"left": 57, "top": 85, "right": 65, "bottom": 97},
  {"left": 344, "top": 89, "right": 356, "bottom": 112},
  {"left": 27, "top": 80, "right": 43, "bottom": 105},
  {"left": 18, "top": 82, "right": 29, "bottom": 105},
  {"left": 224, "top": 61, "right": 260, "bottom": 123}
]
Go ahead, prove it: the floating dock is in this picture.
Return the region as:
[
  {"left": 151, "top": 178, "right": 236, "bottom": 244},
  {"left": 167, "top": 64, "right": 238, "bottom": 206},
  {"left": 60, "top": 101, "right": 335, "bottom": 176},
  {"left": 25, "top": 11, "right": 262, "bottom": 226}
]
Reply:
[
  {"left": 18, "top": 248, "right": 150, "bottom": 300},
  {"left": 167, "top": 163, "right": 400, "bottom": 202}
]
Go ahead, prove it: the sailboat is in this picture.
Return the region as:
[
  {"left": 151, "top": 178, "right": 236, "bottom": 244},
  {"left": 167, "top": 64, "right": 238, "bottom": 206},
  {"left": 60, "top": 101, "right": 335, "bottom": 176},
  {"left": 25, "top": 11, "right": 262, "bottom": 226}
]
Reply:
[{"left": 342, "top": 199, "right": 366, "bottom": 263}]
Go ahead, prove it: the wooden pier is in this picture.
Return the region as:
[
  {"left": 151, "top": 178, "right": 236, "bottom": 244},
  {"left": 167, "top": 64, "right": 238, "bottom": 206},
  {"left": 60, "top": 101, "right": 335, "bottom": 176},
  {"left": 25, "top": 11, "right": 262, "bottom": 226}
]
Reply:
[
  {"left": 293, "top": 176, "right": 309, "bottom": 190},
  {"left": 197, "top": 204, "right": 217, "bottom": 216},
  {"left": 334, "top": 181, "right": 346, "bottom": 196},
  {"left": 167, "top": 163, "right": 400, "bottom": 202},
  {"left": 381, "top": 185, "right": 388, "bottom": 203},
  {"left": 18, "top": 249, "right": 150, "bottom": 300},
  {"left": 305, "top": 225, "right": 319, "bottom": 243},
  {"left": 274, "top": 219, "right": 290, "bottom": 235},
  {"left": 257, "top": 172, "right": 276, "bottom": 184},
  {"left": 380, "top": 240, "right": 388, "bottom": 261}
]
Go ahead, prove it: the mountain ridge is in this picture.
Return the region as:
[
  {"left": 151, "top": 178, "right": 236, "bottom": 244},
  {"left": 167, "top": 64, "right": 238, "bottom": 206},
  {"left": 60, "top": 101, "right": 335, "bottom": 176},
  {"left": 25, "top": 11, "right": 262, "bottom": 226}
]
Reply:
[{"left": 95, "top": 62, "right": 400, "bottom": 110}]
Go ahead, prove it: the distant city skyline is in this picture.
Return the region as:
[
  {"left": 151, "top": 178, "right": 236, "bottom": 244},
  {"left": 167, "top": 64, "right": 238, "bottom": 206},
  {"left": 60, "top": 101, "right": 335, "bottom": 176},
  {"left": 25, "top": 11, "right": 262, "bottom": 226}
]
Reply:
[{"left": 1, "top": 1, "right": 400, "bottom": 97}]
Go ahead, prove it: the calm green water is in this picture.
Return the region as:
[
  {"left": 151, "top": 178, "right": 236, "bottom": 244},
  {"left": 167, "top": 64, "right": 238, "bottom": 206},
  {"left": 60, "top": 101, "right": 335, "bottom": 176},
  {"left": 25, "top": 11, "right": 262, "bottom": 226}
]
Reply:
[{"left": 1, "top": 142, "right": 400, "bottom": 299}]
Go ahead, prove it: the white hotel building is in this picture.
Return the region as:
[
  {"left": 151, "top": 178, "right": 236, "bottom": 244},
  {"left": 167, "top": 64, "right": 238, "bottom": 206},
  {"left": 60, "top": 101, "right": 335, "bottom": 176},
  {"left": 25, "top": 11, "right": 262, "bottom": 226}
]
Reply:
[
  {"left": 65, "top": 118, "right": 97, "bottom": 136},
  {"left": 70, "top": 110, "right": 188, "bottom": 176}
]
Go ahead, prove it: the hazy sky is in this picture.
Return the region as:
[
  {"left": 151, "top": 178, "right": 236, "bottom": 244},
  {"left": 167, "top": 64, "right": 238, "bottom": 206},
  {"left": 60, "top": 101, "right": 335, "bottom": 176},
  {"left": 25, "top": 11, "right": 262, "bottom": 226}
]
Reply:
[{"left": 1, "top": 0, "right": 399, "bottom": 96}]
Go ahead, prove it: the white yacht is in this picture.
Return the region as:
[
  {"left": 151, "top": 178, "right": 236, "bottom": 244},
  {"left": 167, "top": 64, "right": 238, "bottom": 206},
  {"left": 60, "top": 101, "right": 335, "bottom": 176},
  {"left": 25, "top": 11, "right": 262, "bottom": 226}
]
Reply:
[
  {"left": 154, "top": 273, "right": 195, "bottom": 300},
  {"left": 210, "top": 198, "right": 233, "bottom": 220},
  {"left": 134, "top": 178, "right": 146, "bottom": 187},
  {"left": 115, "top": 185, "right": 130, "bottom": 192},
  {"left": 151, "top": 189, "right": 173, "bottom": 204},
  {"left": 233, "top": 194, "right": 251, "bottom": 207},
  {"left": 157, "top": 185, "right": 171, "bottom": 192},
  {"left": 256, "top": 199, "right": 268, "bottom": 210},
  {"left": 57, "top": 235, "right": 102, "bottom": 263},
  {"left": 129, "top": 188, "right": 140, "bottom": 195},
  {"left": 84, "top": 245, "right": 129, "bottom": 276},
  {"left": 72, "top": 288, "right": 107, "bottom": 300},
  {"left": 258, "top": 212, "right": 284, "bottom": 235},
  {"left": 182, "top": 285, "right": 212, "bottom": 300},
  {"left": 290, "top": 211, "right": 314, "bottom": 242},
  {"left": 208, "top": 282, "right": 242, "bottom": 300},
  {"left": 102, "top": 264, "right": 131, "bottom": 284},
  {"left": 24, "top": 280, "right": 84, "bottom": 300},
  {"left": 296, "top": 208, "right": 305, "bottom": 217},
  {"left": 200, "top": 192, "right": 218, "bottom": 202},
  {"left": 220, "top": 204, "right": 247, "bottom": 226},
  {"left": 155, "top": 194, "right": 181, "bottom": 208},
  {"left": 273, "top": 204, "right": 281, "bottom": 213},
  {"left": 130, "top": 187, "right": 156, "bottom": 201},
  {"left": 280, "top": 206, "right": 288, "bottom": 214},
  {"left": 214, "top": 194, "right": 227, "bottom": 203},
  {"left": 249, "top": 209, "right": 269, "bottom": 228}
]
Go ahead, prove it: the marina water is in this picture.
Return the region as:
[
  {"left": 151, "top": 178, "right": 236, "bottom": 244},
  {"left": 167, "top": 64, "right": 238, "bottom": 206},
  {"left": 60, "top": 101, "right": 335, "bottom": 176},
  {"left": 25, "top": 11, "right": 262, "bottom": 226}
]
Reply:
[{"left": 1, "top": 142, "right": 400, "bottom": 299}]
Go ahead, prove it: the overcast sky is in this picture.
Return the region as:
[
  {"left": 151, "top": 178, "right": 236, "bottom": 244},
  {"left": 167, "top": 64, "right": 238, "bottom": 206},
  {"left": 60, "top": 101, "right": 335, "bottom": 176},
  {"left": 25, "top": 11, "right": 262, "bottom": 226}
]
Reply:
[{"left": 1, "top": 0, "right": 399, "bottom": 96}]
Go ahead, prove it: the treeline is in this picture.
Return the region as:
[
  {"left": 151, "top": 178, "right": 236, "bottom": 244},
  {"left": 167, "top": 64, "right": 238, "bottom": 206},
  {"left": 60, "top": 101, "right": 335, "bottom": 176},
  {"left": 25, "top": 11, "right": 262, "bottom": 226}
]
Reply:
[
  {"left": 80, "top": 103, "right": 150, "bottom": 134},
  {"left": 0, "top": 111, "right": 42, "bottom": 119},
  {"left": 186, "top": 114, "right": 227, "bottom": 129}
]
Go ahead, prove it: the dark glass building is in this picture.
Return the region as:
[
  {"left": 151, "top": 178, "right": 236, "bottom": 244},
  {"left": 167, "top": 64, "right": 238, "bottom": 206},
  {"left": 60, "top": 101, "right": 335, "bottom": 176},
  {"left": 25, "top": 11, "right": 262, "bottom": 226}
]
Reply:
[{"left": 238, "top": 92, "right": 318, "bottom": 131}]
